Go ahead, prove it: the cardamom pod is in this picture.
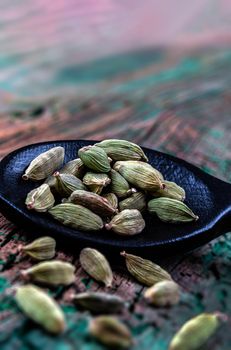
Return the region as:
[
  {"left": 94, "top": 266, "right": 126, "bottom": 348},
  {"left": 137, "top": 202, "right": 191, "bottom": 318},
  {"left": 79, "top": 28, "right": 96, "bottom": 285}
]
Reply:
[
  {"left": 95, "top": 139, "right": 148, "bottom": 162},
  {"left": 120, "top": 251, "right": 172, "bottom": 286},
  {"left": 67, "top": 190, "right": 117, "bottom": 216},
  {"left": 144, "top": 280, "right": 180, "bottom": 306},
  {"left": 21, "top": 260, "right": 75, "bottom": 286},
  {"left": 72, "top": 292, "right": 125, "bottom": 313},
  {"left": 119, "top": 192, "right": 146, "bottom": 212},
  {"left": 110, "top": 169, "right": 136, "bottom": 198},
  {"left": 102, "top": 193, "right": 118, "bottom": 209},
  {"left": 49, "top": 203, "right": 104, "bottom": 231},
  {"left": 83, "top": 172, "right": 111, "bottom": 186},
  {"left": 60, "top": 158, "right": 85, "bottom": 178},
  {"left": 105, "top": 209, "right": 145, "bottom": 236},
  {"left": 78, "top": 145, "right": 111, "bottom": 173},
  {"left": 152, "top": 181, "right": 185, "bottom": 201},
  {"left": 114, "top": 161, "right": 164, "bottom": 192},
  {"left": 53, "top": 172, "right": 86, "bottom": 197},
  {"left": 25, "top": 184, "right": 55, "bottom": 212},
  {"left": 148, "top": 198, "right": 198, "bottom": 223},
  {"left": 79, "top": 248, "right": 113, "bottom": 287},
  {"left": 22, "top": 146, "right": 65, "bottom": 181},
  {"left": 89, "top": 316, "right": 133, "bottom": 348},
  {"left": 15, "top": 285, "right": 66, "bottom": 334},
  {"left": 169, "top": 312, "right": 227, "bottom": 350},
  {"left": 20, "top": 236, "right": 56, "bottom": 260}
]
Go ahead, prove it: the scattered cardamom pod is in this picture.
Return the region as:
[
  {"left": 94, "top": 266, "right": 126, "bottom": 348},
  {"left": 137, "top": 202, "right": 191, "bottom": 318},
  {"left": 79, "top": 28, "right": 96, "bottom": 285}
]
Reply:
[
  {"left": 22, "top": 146, "right": 65, "bottom": 181},
  {"left": 102, "top": 193, "right": 118, "bottom": 209},
  {"left": 60, "top": 158, "right": 85, "bottom": 178},
  {"left": 114, "top": 161, "right": 164, "bottom": 192},
  {"left": 21, "top": 260, "right": 75, "bottom": 286},
  {"left": 119, "top": 192, "right": 146, "bottom": 212},
  {"left": 152, "top": 181, "right": 185, "bottom": 201},
  {"left": 83, "top": 172, "right": 111, "bottom": 186},
  {"left": 148, "top": 198, "right": 198, "bottom": 223},
  {"left": 110, "top": 169, "right": 136, "bottom": 198},
  {"left": 78, "top": 145, "right": 111, "bottom": 173},
  {"left": 95, "top": 139, "right": 148, "bottom": 162},
  {"left": 15, "top": 284, "right": 66, "bottom": 334},
  {"left": 49, "top": 203, "right": 104, "bottom": 231},
  {"left": 105, "top": 209, "right": 145, "bottom": 236},
  {"left": 169, "top": 312, "right": 227, "bottom": 350},
  {"left": 89, "top": 316, "right": 133, "bottom": 348},
  {"left": 67, "top": 190, "right": 117, "bottom": 216},
  {"left": 79, "top": 248, "right": 113, "bottom": 287},
  {"left": 53, "top": 172, "right": 86, "bottom": 197},
  {"left": 72, "top": 292, "right": 125, "bottom": 314},
  {"left": 120, "top": 251, "right": 172, "bottom": 286},
  {"left": 20, "top": 236, "right": 56, "bottom": 260},
  {"left": 144, "top": 280, "right": 180, "bottom": 306},
  {"left": 25, "top": 184, "right": 55, "bottom": 212}
]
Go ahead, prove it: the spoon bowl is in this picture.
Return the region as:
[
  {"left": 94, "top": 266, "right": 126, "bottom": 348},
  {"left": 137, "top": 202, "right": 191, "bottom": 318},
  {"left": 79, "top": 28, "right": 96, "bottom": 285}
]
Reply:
[{"left": 0, "top": 140, "right": 230, "bottom": 256}]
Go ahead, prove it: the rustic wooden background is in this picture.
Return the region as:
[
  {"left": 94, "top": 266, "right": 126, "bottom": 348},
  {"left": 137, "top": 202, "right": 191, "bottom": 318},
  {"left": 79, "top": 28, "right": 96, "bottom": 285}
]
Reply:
[{"left": 0, "top": 1, "right": 231, "bottom": 349}]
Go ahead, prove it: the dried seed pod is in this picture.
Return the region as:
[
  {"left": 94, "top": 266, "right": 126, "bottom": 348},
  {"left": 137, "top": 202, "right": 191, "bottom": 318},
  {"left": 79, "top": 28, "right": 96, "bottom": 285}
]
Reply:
[
  {"left": 15, "top": 285, "right": 66, "bottom": 334},
  {"left": 148, "top": 198, "right": 198, "bottom": 223},
  {"left": 72, "top": 292, "right": 125, "bottom": 314},
  {"left": 53, "top": 172, "right": 86, "bottom": 197},
  {"left": 83, "top": 172, "right": 111, "bottom": 186},
  {"left": 110, "top": 169, "right": 136, "bottom": 198},
  {"left": 105, "top": 209, "right": 145, "bottom": 236},
  {"left": 95, "top": 139, "right": 148, "bottom": 162},
  {"left": 67, "top": 190, "right": 117, "bottom": 216},
  {"left": 114, "top": 161, "right": 164, "bottom": 192},
  {"left": 119, "top": 192, "right": 146, "bottom": 212},
  {"left": 169, "top": 312, "right": 227, "bottom": 350},
  {"left": 78, "top": 145, "right": 111, "bottom": 173},
  {"left": 152, "top": 181, "right": 185, "bottom": 201},
  {"left": 144, "top": 280, "right": 180, "bottom": 306},
  {"left": 49, "top": 203, "right": 104, "bottom": 231},
  {"left": 80, "top": 248, "right": 113, "bottom": 287},
  {"left": 21, "top": 236, "right": 56, "bottom": 261},
  {"left": 89, "top": 316, "right": 133, "bottom": 348},
  {"left": 120, "top": 251, "right": 172, "bottom": 286},
  {"left": 102, "top": 193, "right": 118, "bottom": 209},
  {"left": 60, "top": 158, "right": 85, "bottom": 178},
  {"left": 21, "top": 260, "right": 75, "bottom": 286},
  {"left": 25, "top": 184, "right": 55, "bottom": 212},
  {"left": 23, "top": 146, "right": 65, "bottom": 181}
]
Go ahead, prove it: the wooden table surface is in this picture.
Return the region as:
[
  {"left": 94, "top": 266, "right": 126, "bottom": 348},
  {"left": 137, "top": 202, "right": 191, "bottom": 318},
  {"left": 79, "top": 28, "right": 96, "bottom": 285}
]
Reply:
[{"left": 0, "top": 2, "right": 231, "bottom": 349}]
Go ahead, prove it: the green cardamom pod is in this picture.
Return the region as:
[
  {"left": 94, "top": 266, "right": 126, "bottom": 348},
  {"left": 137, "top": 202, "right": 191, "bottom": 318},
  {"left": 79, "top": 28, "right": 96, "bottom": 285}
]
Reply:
[
  {"left": 83, "top": 172, "right": 111, "bottom": 186},
  {"left": 22, "top": 146, "right": 65, "bottom": 181},
  {"left": 67, "top": 190, "right": 117, "bottom": 216},
  {"left": 15, "top": 285, "right": 66, "bottom": 334},
  {"left": 72, "top": 292, "right": 125, "bottom": 314},
  {"left": 144, "top": 280, "right": 180, "bottom": 306},
  {"left": 25, "top": 184, "right": 55, "bottom": 212},
  {"left": 89, "top": 316, "right": 133, "bottom": 348},
  {"left": 102, "top": 193, "right": 118, "bottom": 209},
  {"left": 114, "top": 161, "right": 164, "bottom": 192},
  {"left": 169, "top": 312, "right": 227, "bottom": 350},
  {"left": 80, "top": 248, "right": 113, "bottom": 287},
  {"left": 78, "top": 145, "right": 111, "bottom": 172},
  {"left": 60, "top": 158, "right": 85, "bottom": 178},
  {"left": 53, "top": 172, "right": 86, "bottom": 197},
  {"left": 152, "top": 181, "right": 185, "bottom": 201},
  {"left": 119, "top": 192, "right": 146, "bottom": 212},
  {"left": 20, "top": 236, "right": 56, "bottom": 261},
  {"left": 120, "top": 251, "right": 172, "bottom": 286},
  {"left": 148, "top": 198, "right": 198, "bottom": 223},
  {"left": 21, "top": 260, "right": 75, "bottom": 286},
  {"left": 95, "top": 139, "right": 148, "bottom": 162},
  {"left": 110, "top": 169, "right": 136, "bottom": 198},
  {"left": 105, "top": 209, "right": 145, "bottom": 236},
  {"left": 49, "top": 203, "right": 104, "bottom": 231}
]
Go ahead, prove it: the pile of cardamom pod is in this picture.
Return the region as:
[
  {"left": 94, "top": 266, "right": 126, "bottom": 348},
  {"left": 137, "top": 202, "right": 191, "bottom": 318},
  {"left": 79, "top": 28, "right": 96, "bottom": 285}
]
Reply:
[
  {"left": 23, "top": 139, "right": 199, "bottom": 235},
  {"left": 14, "top": 237, "right": 226, "bottom": 350}
]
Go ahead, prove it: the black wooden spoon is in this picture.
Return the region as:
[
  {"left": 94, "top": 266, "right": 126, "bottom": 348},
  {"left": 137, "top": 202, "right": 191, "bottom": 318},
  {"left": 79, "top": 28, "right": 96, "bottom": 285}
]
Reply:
[{"left": 0, "top": 140, "right": 230, "bottom": 257}]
